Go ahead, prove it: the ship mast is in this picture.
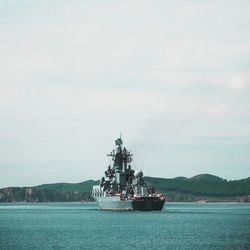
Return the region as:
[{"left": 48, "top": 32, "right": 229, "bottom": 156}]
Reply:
[
  {"left": 107, "top": 136, "right": 133, "bottom": 172},
  {"left": 106, "top": 137, "right": 133, "bottom": 192}
]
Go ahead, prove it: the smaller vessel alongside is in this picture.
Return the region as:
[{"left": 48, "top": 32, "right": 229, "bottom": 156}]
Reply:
[{"left": 92, "top": 137, "right": 165, "bottom": 211}]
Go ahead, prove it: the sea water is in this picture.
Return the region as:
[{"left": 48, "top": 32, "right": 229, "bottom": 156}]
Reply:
[{"left": 0, "top": 202, "right": 249, "bottom": 249}]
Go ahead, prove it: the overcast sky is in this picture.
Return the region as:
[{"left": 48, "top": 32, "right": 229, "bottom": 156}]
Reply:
[{"left": 0, "top": 0, "right": 250, "bottom": 187}]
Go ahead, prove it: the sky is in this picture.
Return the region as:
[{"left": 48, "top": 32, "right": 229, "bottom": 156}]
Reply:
[{"left": 0, "top": 0, "right": 250, "bottom": 188}]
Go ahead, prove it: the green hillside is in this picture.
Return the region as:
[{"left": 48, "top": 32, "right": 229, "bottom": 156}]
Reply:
[
  {"left": 0, "top": 174, "right": 249, "bottom": 202},
  {"left": 34, "top": 180, "right": 99, "bottom": 193},
  {"left": 144, "top": 175, "right": 250, "bottom": 202}
]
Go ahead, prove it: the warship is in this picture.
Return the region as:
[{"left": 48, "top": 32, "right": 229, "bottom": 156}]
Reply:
[{"left": 92, "top": 137, "right": 165, "bottom": 211}]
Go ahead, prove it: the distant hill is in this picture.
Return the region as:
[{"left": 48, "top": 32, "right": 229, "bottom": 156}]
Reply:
[
  {"left": 0, "top": 174, "right": 249, "bottom": 202},
  {"left": 174, "top": 176, "right": 189, "bottom": 181},
  {"left": 144, "top": 174, "right": 250, "bottom": 202},
  {"left": 34, "top": 180, "right": 98, "bottom": 193},
  {"left": 190, "top": 174, "right": 224, "bottom": 181}
]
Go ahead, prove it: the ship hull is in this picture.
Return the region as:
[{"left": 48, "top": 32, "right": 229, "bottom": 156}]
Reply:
[
  {"left": 132, "top": 197, "right": 165, "bottom": 211},
  {"left": 95, "top": 196, "right": 165, "bottom": 211},
  {"left": 95, "top": 196, "right": 133, "bottom": 211}
]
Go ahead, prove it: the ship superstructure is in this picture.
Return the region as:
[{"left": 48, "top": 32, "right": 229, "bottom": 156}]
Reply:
[{"left": 92, "top": 137, "right": 165, "bottom": 211}]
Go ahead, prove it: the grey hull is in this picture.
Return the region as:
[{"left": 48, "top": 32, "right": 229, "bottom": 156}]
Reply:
[{"left": 95, "top": 196, "right": 133, "bottom": 211}]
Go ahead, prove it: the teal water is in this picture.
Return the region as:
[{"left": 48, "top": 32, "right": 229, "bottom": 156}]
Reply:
[{"left": 0, "top": 203, "right": 249, "bottom": 249}]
